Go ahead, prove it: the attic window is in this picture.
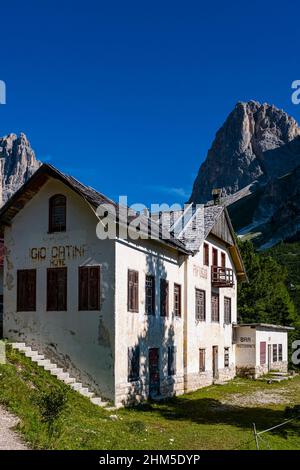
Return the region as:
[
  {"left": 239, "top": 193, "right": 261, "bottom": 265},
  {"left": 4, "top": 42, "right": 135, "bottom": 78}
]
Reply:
[{"left": 49, "top": 194, "right": 66, "bottom": 232}]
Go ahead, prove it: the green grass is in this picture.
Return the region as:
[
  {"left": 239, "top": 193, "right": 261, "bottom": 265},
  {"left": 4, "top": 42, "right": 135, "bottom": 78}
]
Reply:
[{"left": 0, "top": 345, "right": 300, "bottom": 450}]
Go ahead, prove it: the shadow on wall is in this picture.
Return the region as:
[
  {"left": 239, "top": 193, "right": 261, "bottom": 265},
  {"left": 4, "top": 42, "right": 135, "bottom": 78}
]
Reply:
[{"left": 125, "top": 251, "right": 178, "bottom": 405}]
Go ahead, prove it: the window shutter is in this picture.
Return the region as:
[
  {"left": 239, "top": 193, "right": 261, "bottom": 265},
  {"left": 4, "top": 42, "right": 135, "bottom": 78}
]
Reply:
[
  {"left": 134, "top": 271, "right": 139, "bottom": 312},
  {"left": 17, "top": 269, "right": 36, "bottom": 312},
  {"left": 128, "top": 270, "right": 139, "bottom": 312},
  {"left": 57, "top": 268, "right": 67, "bottom": 311},
  {"left": 79, "top": 267, "right": 89, "bottom": 310},
  {"left": 160, "top": 279, "right": 169, "bottom": 317},
  {"left": 47, "top": 268, "right": 57, "bottom": 311},
  {"left": 47, "top": 268, "right": 67, "bottom": 311},
  {"left": 89, "top": 266, "right": 100, "bottom": 310}
]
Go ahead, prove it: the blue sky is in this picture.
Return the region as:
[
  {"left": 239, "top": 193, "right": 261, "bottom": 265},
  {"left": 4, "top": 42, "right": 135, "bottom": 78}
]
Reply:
[{"left": 0, "top": 0, "right": 300, "bottom": 206}]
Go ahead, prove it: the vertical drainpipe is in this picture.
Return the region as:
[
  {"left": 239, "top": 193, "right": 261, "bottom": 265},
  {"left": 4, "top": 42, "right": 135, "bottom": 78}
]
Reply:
[{"left": 183, "top": 254, "right": 189, "bottom": 393}]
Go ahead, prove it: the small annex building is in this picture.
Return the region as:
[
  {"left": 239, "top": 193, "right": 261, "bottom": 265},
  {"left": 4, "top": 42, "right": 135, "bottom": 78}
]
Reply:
[{"left": 234, "top": 323, "right": 293, "bottom": 378}]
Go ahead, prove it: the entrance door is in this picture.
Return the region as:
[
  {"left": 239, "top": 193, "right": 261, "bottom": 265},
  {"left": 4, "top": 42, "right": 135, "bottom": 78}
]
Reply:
[
  {"left": 212, "top": 346, "right": 218, "bottom": 379},
  {"left": 268, "top": 344, "right": 272, "bottom": 372},
  {"left": 149, "top": 348, "right": 160, "bottom": 397}
]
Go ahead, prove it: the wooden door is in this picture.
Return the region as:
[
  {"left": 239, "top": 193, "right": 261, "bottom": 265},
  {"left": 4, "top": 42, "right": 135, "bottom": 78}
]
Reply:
[
  {"left": 212, "top": 346, "right": 218, "bottom": 379},
  {"left": 149, "top": 348, "right": 160, "bottom": 397}
]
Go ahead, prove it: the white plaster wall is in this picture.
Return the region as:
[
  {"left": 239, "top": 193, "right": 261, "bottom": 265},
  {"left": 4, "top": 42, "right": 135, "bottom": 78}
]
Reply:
[
  {"left": 255, "top": 329, "right": 288, "bottom": 366},
  {"left": 185, "top": 235, "right": 237, "bottom": 388},
  {"left": 235, "top": 326, "right": 256, "bottom": 367},
  {"left": 114, "top": 237, "right": 185, "bottom": 404},
  {"left": 3, "top": 179, "right": 116, "bottom": 400}
]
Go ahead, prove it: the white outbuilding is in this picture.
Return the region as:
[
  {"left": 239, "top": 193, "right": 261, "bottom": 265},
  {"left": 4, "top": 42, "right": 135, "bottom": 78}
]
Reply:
[{"left": 234, "top": 323, "right": 293, "bottom": 378}]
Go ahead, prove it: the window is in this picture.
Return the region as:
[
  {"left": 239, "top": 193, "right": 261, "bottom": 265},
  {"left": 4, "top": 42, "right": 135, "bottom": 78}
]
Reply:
[
  {"left": 17, "top": 269, "right": 36, "bottom": 311},
  {"left": 199, "top": 348, "right": 206, "bottom": 372},
  {"left": 224, "top": 297, "right": 231, "bottom": 324},
  {"left": 174, "top": 284, "right": 181, "bottom": 317},
  {"left": 47, "top": 267, "right": 67, "bottom": 311},
  {"left": 212, "top": 247, "right": 218, "bottom": 266},
  {"left": 168, "top": 346, "right": 176, "bottom": 376},
  {"left": 128, "top": 270, "right": 139, "bottom": 312},
  {"left": 278, "top": 344, "right": 283, "bottom": 361},
  {"left": 79, "top": 266, "right": 100, "bottom": 311},
  {"left": 211, "top": 293, "right": 219, "bottom": 322},
  {"left": 49, "top": 194, "right": 66, "bottom": 232},
  {"left": 273, "top": 344, "right": 278, "bottom": 362},
  {"left": 195, "top": 289, "right": 206, "bottom": 321},
  {"left": 203, "top": 243, "right": 209, "bottom": 266},
  {"left": 224, "top": 347, "right": 229, "bottom": 368},
  {"left": 221, "top": 252, "right": 226, "bottom": 268},
  {"left": 160, "top": 279, "right": 169, "bottom": 317},
  {"left": 128, "top": 346, "right": 140, "bottom": 382},
  {"left": 145, "top": 274, "right": 155, "bottom": 315},
  {"left": 260, "top": 342, "right": 266, "bottom": 365}
]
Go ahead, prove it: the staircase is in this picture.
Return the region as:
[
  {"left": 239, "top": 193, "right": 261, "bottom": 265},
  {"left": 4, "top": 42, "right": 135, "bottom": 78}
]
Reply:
[{"left": 11, "top": 342, "right": 111, "bottom": 408}]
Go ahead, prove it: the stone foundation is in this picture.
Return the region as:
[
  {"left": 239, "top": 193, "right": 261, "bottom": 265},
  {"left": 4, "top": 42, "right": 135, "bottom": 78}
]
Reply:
[
  {"left": 237, "top": 361, "right": 288, "bottom": 379},
  {"left": 115, "top": 374, "right": 185, "bottom": 407}
]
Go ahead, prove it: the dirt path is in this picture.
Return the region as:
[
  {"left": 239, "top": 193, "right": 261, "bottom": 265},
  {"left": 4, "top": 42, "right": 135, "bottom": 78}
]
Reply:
[{"left": 0, "top": 405, "right": 28, "bottom": 450}]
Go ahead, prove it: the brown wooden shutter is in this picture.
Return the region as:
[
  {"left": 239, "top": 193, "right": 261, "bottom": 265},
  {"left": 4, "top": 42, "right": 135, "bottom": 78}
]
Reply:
[
  {"left": 89, "top": 266, "right": 100, "bottom": 310},
  {"left": 160, "top": 279, "right": 169, "bottom": 317},
  {"left": 199, "top": 349, "right": 205, "bottom": 372},
  {"left": 57, "top": 268, "right": 67, "bottom": 311},
  {"left": 47, "top": 268, "right": 67, "bottom": 311},
  {"left": 203, "top": 243, "right": 209, "bottom": 266},
  {"left": 221, "top": 252, "right": 226, "bottom": 268},
  {"left": 211, "top": 293, "right": 219, "bottom": 322},
  {"left": 134, "top": 271, "right": 139, "bottom": 312},
  {"left": 79, "top": 267, "right": 89, "bottom": 310},
  {"left": 212, "top": 248, "right": 218, "bottom": 266},
  {"left": 128, "top": 270, "right": 139, "bottom": 312},
  {"left": 47, "top": 268, "right": 57, "bottom": 311},
  {"left": 17, "top": 269, "right": 36, "bottom": 312}
]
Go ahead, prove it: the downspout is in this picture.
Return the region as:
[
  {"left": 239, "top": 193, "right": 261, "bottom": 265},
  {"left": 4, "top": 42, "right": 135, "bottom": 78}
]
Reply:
[{"left": 183, "top": 254, "right": 189, "bottom": 393}]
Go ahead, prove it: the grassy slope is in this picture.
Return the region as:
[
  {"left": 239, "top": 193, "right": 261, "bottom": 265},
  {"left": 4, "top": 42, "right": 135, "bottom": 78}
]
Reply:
[{"left": 0, "top": 346, "right": 300, "bottom": 450}]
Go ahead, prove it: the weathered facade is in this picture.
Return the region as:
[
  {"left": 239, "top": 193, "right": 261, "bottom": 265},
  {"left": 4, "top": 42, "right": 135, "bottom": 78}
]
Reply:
[
  {"left": 234, "top": 324, "right": 292, "bottom": 378},
  {"left": 0, "top": 163, "right": 288, "bottom": 407}
]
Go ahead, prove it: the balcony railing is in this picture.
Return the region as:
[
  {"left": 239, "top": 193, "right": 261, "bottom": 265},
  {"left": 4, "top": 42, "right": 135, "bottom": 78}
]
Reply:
[{"left": 211, "top": 266, "right": 234, "bottom": 288}]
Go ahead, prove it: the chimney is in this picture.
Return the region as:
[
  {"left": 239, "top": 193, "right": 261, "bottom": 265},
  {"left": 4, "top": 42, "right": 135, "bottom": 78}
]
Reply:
[{"left": 212, "top": 188, "right": 222, "bottom": 205}]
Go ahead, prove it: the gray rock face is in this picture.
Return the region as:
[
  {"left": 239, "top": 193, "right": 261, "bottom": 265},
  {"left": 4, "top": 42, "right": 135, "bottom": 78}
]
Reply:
[
  {"left": 190, "top": 101, "right": 300, "bottom": 203},
  {"left": 0, "top": 133, "right": 40, "bottom": 205}
]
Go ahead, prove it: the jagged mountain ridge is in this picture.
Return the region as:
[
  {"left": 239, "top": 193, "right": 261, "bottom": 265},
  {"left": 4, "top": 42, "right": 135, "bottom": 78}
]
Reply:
[
  {"left": 189, "top": 101, "right": 300, "bottom": 248},
  {"left": 190, "top": 101, "right": 300, "bottom": 204},
  {"left": 0, "top": 133, "right": 41, "bottom": 205}
]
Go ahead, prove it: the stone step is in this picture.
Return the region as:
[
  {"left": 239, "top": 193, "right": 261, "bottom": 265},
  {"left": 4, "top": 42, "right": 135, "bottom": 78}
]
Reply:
[
  {"left": 50, "top": 368, "right": 64, "bottom": 376},
  {"left": 43, "top": 363, "right": 57, "bottom": 371},
  {"left": 31, "top": 355, "right": 45, "bottom": 362},
  {"left": 56, "top": 372, "right": 70, "bottom": 381},
  {"left": 90, "top": 397, "right": 108, "bottom": 407},
  {"left": 70, "top": 382, "right": 83, "bottom": 391},
  {"left": 62, "top": 376, "right": 76, "bottom": 385},
  {"left": 24, "top": 350, "right": 40, "bottom": 358},
  {"left": 11, "top": 342, "right": 26, "bottom": 349},
  {"left": 18, "top": 346, "right": 32, "bottom": 353},
  {"left": 78, "top": 387, "right": 94, "bottom": 398},
  {"left": 37, "top": 359, "right": 51, "bottom": 367}
]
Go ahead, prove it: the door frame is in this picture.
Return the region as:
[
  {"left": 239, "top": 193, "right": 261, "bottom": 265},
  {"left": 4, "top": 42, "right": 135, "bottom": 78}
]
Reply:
[
  {"left": 149, "top": 347, "right": 160, "bottom": 398},
  {"left": 212, "top": 345, "right": 218, "bottom": 380}
]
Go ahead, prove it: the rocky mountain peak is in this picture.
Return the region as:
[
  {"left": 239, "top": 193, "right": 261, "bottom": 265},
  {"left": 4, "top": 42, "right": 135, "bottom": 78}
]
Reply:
[
  {"left": 0, "top": 132, "right": 41, "bottom": 205},
  {"left": 190, "top": 101, "right": 300, "bottom": 203}
]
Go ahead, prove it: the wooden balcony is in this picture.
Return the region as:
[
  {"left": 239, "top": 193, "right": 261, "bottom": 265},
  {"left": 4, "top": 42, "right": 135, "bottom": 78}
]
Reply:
[{"left": 211, "top": 266, "right": 234, "bottom": 288}]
